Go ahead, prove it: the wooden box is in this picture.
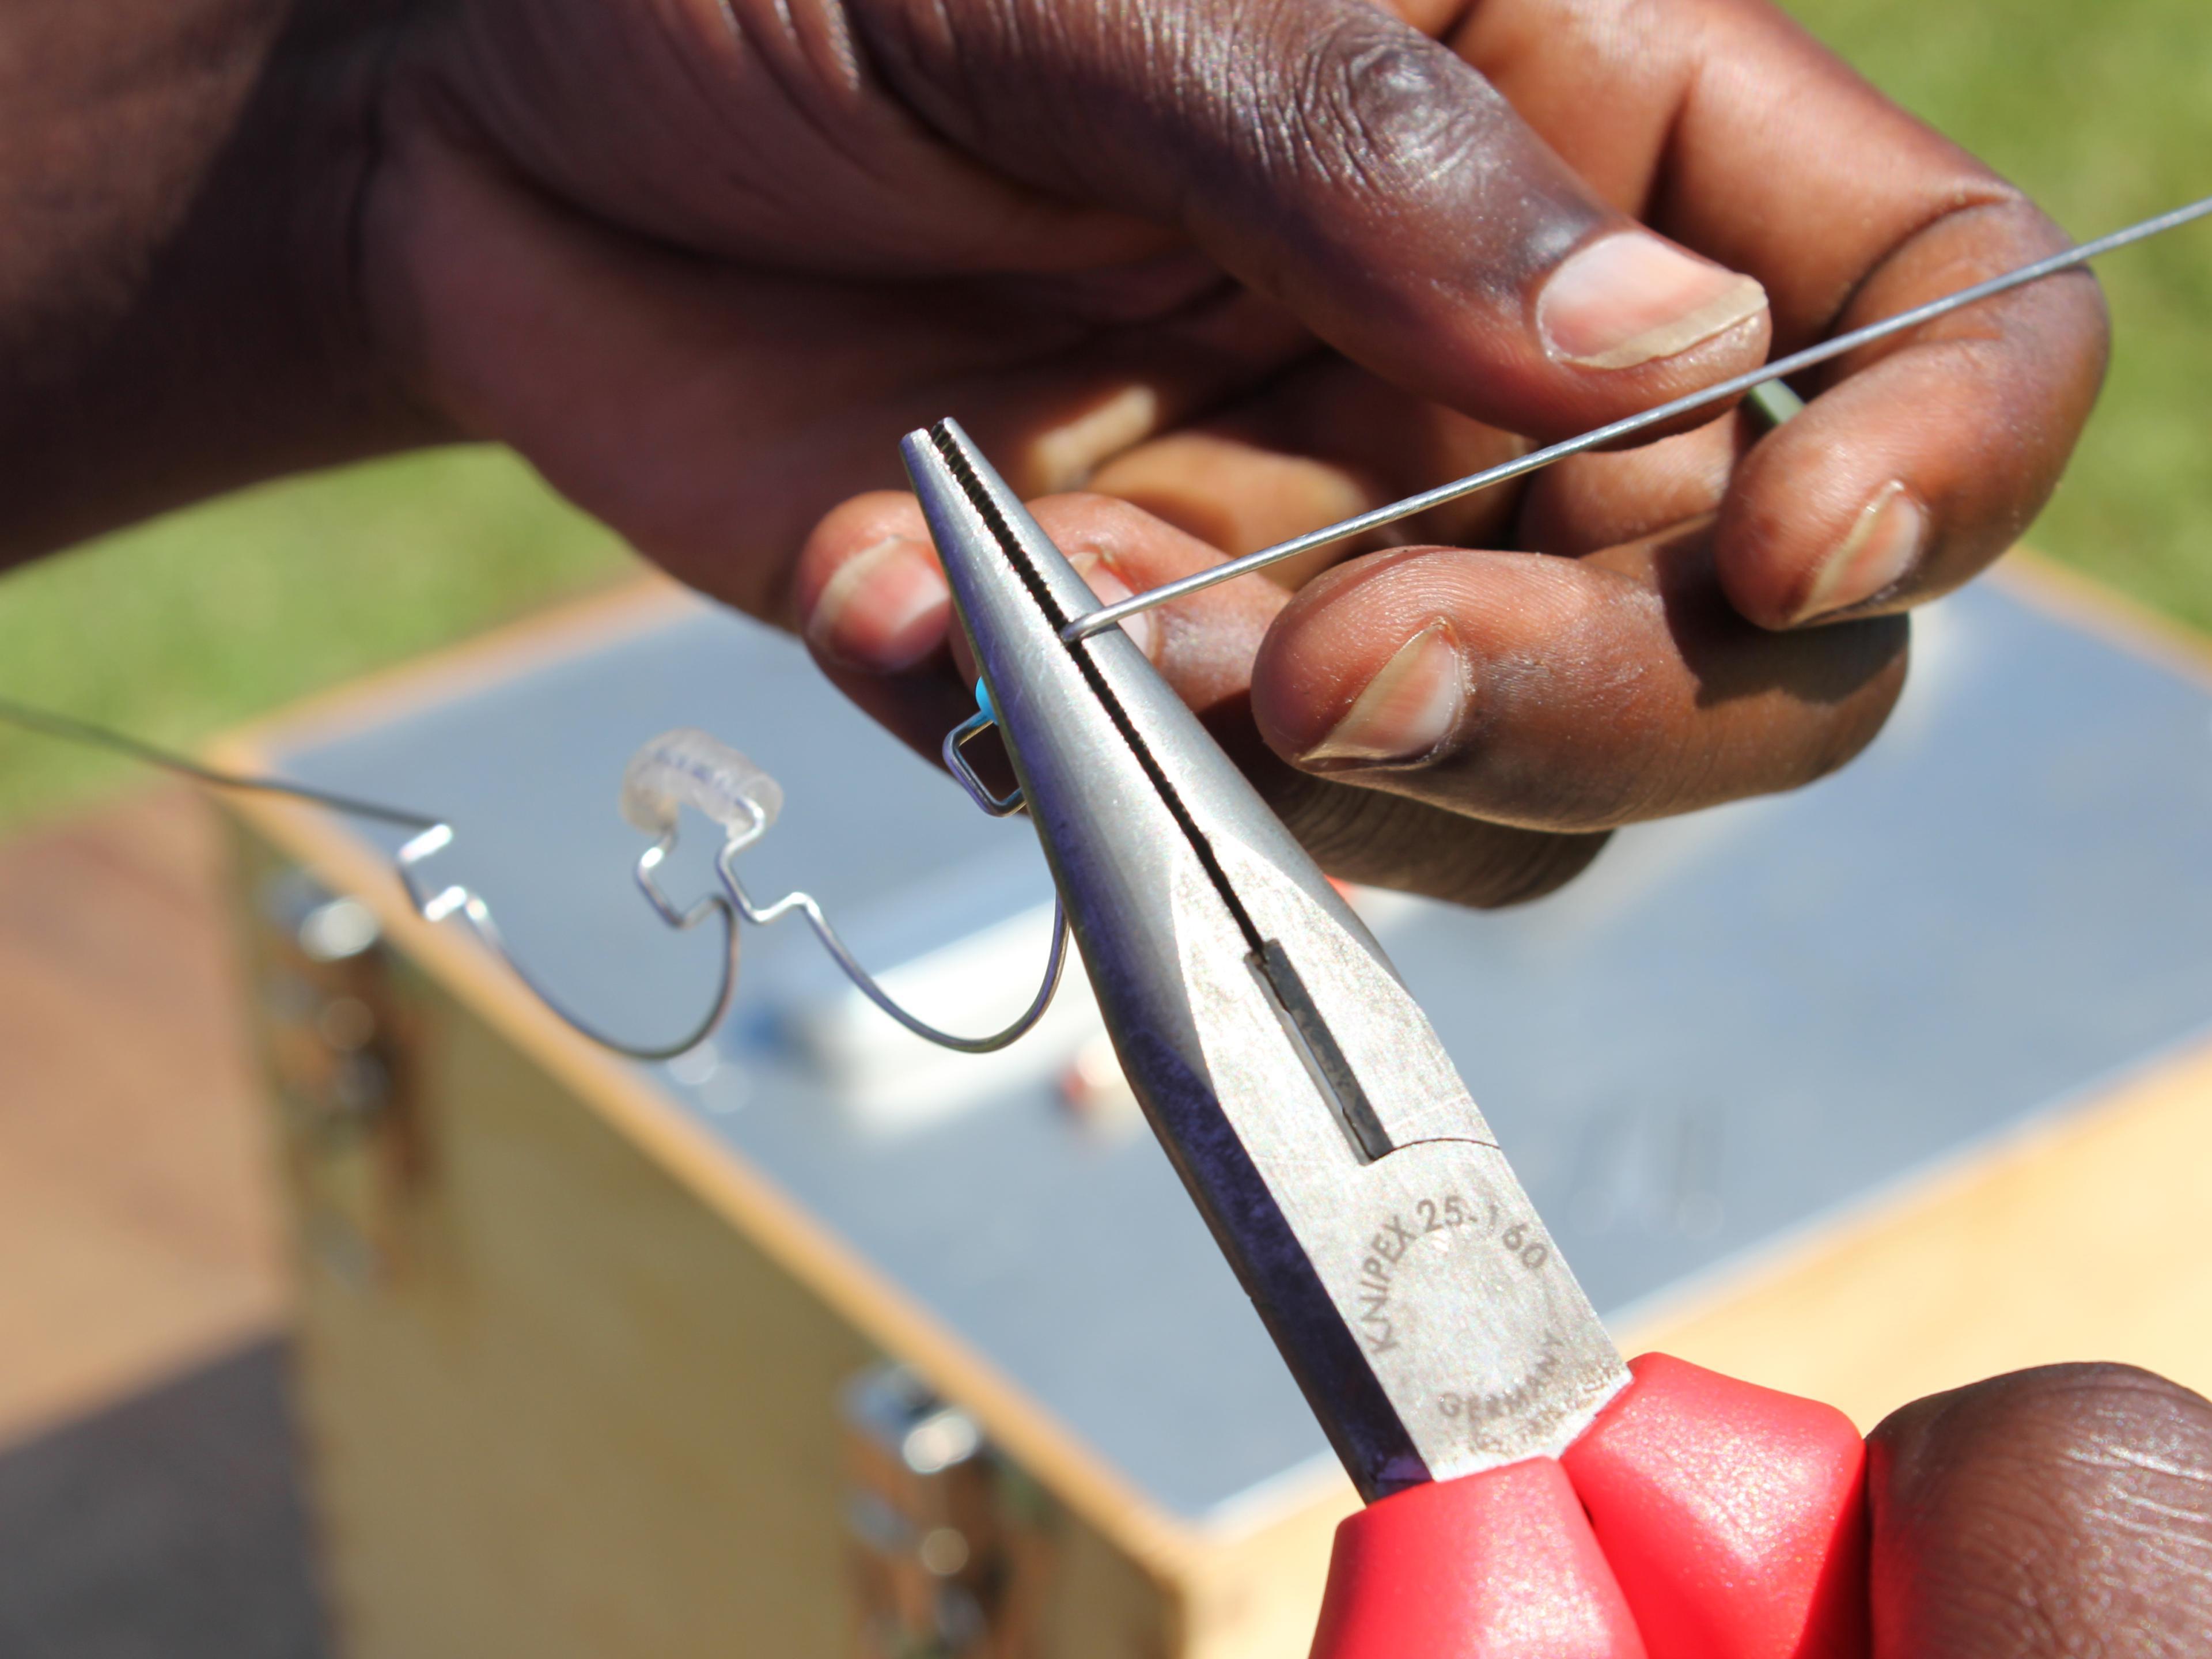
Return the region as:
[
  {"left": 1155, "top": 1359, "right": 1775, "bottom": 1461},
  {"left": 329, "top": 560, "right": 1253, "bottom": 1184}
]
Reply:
[{"left": 214, "top": 559, "right": 2212, "bottom": 1658}]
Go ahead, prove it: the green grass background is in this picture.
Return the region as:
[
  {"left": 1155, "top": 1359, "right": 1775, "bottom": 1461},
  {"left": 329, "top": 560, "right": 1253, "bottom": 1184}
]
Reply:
[
  {"left": 1, "top": 0, "right": 2207, "bottom": 830},
  {"left": 0, "top": 450, "right": 635, "bottom": 828},
  {"left": 1786, "top": 0, "right": 2212, "bottom": 626}
]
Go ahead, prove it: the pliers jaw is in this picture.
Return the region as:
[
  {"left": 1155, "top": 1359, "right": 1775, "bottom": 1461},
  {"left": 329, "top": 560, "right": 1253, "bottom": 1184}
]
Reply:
[{"left": 902, "top": 420, "right": 1628, "bottom": 1501}]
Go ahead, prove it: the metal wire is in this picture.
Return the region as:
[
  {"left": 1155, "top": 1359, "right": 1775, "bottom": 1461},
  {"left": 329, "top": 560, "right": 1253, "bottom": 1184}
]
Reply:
[
  {"left": 1065, "top": 190, "right": 2212, "bottom": 642},
  {"left": 0, "top": 695, "right": 442, "bottom": 829},
  {"left": 0, "top": 697, "right": 1066, "bottom": 1061},
  {"left": 391, "top": 820, "right": 742, "bottom": 1062},
  {"left": 713, "top": 828, "right": 1069, "bottom": 1055}
]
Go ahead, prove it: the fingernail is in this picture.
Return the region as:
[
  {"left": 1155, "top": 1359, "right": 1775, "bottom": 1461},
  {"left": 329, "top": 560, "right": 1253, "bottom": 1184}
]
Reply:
[
  {"left": 1539, "top": 234, "right": 1768, "bottom": 371},
  {"left": 1791, "top": 482, "right": 1929, "bottom": 623},
  {"left": 1031, "top": 386, "right": 1161, "bottom": 491},
  {"left": 1069, "top": 554, "right": 1157, "bottom": 660},
  {"left": 1302, "top": 620, "right": 1469, "bottom": 767},
  {"left": 805, "top": 536, "right": 949, "bottom": 672}
]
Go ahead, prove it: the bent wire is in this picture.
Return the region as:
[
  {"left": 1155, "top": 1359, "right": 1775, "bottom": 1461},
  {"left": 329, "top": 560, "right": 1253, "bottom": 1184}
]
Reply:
[{"left": 0, "top": 697, "right": 1067, "bottom": 1064}]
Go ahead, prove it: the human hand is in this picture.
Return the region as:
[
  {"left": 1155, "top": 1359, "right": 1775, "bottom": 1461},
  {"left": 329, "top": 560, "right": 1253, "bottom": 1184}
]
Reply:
[
  {"left": 1866, "top": 1363, "right": 2211, "bottom": 1656},
  {"left": 1, "top": 0, "right": 2108, "bottom": 902},
  {"left": 359, "top": 0, "right": 1844, "bottom": 620},
  {"left": 764, "top": 0, "right": 2107, "bottom": 900},
  {"left": 1313, "top": 1361, "right": 2210, "bottom": 1656}
]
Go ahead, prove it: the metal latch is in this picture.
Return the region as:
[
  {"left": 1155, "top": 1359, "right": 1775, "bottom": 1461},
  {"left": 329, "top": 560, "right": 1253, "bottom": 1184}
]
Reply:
[
  {"left": 255, "top": 867, "right": 430, "bottom": 1288},
  {"left": 841, "top": 1363, "right": 1056, "bottom": 1657}
]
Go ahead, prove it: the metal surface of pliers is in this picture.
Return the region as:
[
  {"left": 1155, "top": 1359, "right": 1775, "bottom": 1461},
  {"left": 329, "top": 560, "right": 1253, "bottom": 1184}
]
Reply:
[{"left": 903, "top": 419, "right": 1873, "bottom": 1659}]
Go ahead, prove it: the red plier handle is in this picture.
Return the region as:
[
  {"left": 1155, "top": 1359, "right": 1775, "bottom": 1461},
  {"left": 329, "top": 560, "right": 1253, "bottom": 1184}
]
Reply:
[{"left": 1309, "top": 1355, "right": 1869, "bottom": 1659}]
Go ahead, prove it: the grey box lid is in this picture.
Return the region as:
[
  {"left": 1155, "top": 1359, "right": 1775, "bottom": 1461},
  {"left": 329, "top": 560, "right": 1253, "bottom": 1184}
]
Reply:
[{"left": 272, "top": 576, "right": 2212, "bottom": 1525}]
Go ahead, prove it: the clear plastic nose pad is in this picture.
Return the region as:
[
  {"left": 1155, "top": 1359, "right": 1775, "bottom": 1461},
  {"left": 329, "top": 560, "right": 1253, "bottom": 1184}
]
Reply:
[
  {"left": 621, "top": 727, "right": 785, "bottom": 846},
  {"left": 621, "top": 724, "right": 1068, "bottom": 1058}
]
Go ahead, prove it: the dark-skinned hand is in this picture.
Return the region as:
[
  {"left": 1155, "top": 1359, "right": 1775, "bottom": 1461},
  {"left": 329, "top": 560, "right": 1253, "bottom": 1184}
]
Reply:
[
  {"left": 1866, "top": 1364, "right": 2212, "bottom": 1657},
  {"left": 10, "top": 0, "right": 2108, "bottom": 905},
  {"left": 695, "top": 0, "right": 2111, "bottom": 904},
  {"left": 0, "top": 5, "right": 2194, "bottom": 1651},
  {"left": 0, "top": 0, "right": 2111, "bottom": 907}
]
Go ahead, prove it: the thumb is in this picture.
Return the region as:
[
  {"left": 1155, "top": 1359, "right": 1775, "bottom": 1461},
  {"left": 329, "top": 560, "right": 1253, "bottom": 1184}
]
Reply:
[
  {"left": 1866, "top": 1363, "right": 2212, "bottom": 1656},
  {"left": 849, "top": 0, "right": 1770, "bottom": 439}
]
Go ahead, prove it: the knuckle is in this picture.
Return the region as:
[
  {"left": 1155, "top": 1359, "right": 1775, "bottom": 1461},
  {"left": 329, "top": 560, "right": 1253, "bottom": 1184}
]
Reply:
[
  {"left": 1446, "top": 825, "right": 1611, "bottom": 907},
  {"left": 1033, "top": 490, "right": 1161, "bottom": 542},
  {"left": 1796, "top": 617, "right": 1911, "bottom": 782},
  {"left": 1277, "top": 14, "right": 1500, "bottom": 203},
  {"left": 1267, "top": 770, "right": 1608, "bottom": 908},
  {"left": 1870, "top": 1363, "right": 2212, "bottom": 1652},
  {"left": 1995, "top": 1361, "right": 2212, "bottom": 1445}
]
